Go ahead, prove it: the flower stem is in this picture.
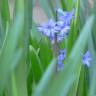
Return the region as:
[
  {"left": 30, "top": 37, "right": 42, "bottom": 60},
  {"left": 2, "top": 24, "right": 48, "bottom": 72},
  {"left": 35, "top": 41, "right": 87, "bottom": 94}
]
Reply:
[
  {"left": 52, "top": 10, "right": 59, "bottom": 72},
  {"left": 52, "top": 33, "right": 59, "bottom": 72}
]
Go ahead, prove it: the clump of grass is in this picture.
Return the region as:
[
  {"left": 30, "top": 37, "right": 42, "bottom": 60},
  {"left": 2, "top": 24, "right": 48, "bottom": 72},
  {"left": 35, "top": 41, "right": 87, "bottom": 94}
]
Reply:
[{"left": 0, "top": 0, "right": 96, "bottom": 96}]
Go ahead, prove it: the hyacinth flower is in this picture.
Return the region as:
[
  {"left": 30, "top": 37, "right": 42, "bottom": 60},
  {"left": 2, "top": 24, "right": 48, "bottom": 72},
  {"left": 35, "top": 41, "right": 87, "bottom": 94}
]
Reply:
[
  {"left": 38, "top": 20, "right": 71, "bottom": 44},
  {"left": 38, "top": 19, "right": 56, "bottom": 44},
  {"left": 38, "top": 8, "right": 74, "bottom": 71},
  {"left": 37, "top": 19, "right": 55, "bottom": 37},
  {"left": 55, "top": 21, "right": 70, "bottom": 42},
  {"left": 38, "top": 9, "right": 74, "bottom": 44},
  {"left": 82, "top": 51, "right": 92, "bottom": 67},
  {"left": 57, "top": 49, "right": 66, "bottom": 71},
  {"left": 57, "top": 8, "right": 75, "bottom": 25}
]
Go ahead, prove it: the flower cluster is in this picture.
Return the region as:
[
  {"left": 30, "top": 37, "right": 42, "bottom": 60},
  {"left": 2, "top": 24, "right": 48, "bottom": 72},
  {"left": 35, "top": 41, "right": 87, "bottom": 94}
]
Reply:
[
  {"left": 38, "top": 8, "right": 74, "bottom": 71},
  {"left": 38, "top": 9, "right": 75, "bottom": 44}
]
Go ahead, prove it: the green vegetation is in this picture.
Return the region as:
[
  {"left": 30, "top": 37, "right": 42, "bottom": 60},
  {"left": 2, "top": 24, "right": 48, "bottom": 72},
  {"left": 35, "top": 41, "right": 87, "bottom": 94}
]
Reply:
[{"left": 0, "top": 0, "right": 96, "bottom": 96}]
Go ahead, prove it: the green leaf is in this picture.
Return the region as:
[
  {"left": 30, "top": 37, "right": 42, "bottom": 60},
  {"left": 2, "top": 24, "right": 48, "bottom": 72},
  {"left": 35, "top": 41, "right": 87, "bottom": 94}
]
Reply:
[
  {"left": 0, "top": 13, "right": 24, "bottom": 94},
  {"left": 0, "top": 14, "right": 5, "bottom": 49},
  {"left": 60, "top": 0, "right": 66, "bottom": 10},
  {"left": 29, "top": 45, "right": 43, "bottom": 82},
  {"left": 0, "top": 0, "right": 10, "bottom": 29},
  {"left": 30, "top": 23, "right": 53, "bottom": 69},
  {"left": 33, "top": 59, "right": 56, "bottom": 96}
]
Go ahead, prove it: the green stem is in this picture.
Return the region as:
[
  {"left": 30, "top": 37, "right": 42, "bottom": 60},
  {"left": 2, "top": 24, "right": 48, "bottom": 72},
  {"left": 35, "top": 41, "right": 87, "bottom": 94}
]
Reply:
[{"left": 52, "top": 33, "right": 59, "bottom": 72}]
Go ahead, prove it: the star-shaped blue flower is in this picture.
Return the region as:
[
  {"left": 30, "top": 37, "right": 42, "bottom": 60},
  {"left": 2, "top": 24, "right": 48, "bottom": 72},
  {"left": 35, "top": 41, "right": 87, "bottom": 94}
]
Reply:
[
  {"left": 57, "top": 8, "right": 75, "bottom": 25},
  {"left": 82, "top": 51, "right": 92, "bottom": 67},
  {"left": 57, "top": 49, "right": 66, "bottom": 71},
  {"left": 38, "top": 19, "right": 56, "bottom": 37}
]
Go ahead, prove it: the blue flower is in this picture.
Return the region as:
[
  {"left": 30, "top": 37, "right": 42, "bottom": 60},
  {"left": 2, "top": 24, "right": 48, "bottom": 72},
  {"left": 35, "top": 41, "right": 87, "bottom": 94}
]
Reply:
[
  {"left": 38, "top": 19, "right": 56, "bottom": 44},
  {"left": 57, "top": 8, "right": 75, "bottom": 25},
  {"left": 56, "top": 21, "right": 70, "bottom": 42},
  {"left": 82, "top": 51, "right": 92, "bottom": 67},
  {"left": 38, "top": 19, "right": 56, "bottom": 37},
  {"left": 57, "top": 49, "right": 66, "bottom": 71}
]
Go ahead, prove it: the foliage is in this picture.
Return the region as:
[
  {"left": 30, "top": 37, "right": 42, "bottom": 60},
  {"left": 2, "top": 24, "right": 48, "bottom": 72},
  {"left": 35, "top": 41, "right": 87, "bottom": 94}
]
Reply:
[{"left": 0, "top": 0, "right": 96, "bottom": 96}]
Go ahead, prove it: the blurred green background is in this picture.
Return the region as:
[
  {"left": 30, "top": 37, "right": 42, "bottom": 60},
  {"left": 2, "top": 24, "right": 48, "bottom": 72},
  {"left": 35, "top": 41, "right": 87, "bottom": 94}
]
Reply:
[{"left": 0, "top": 0, "right": 96, "bottom": 96}]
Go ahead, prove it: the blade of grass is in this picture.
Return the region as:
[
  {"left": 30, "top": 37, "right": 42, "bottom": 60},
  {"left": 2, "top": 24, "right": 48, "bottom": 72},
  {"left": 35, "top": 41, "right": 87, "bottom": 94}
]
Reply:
[
  {"left": 33, "top": 59, "right": 56, "bottom": 96},
  {"left": 0, "top": 0, "right": 10, "bottom": 30},
  {"left": 0, "top": 14, "right": 24, "bottom": 94},
  {"left": 60, "top": 0, "right": 66, "bottom": 10},
  {"left": 0, "top": 14, "right": 5, "bottom": 49}
]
